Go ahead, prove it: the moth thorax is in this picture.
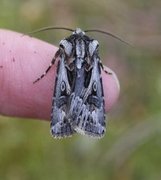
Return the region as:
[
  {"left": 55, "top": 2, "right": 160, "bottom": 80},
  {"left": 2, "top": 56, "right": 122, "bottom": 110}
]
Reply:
[
  {"left": 76, "top": 58, "right": 84, "bottom": 69},
  {"left": 76, "top": 40, "right": 85, "bottom": 57},
  {"left": 75, "top": 40, "right": 86, "bottom": 69}
]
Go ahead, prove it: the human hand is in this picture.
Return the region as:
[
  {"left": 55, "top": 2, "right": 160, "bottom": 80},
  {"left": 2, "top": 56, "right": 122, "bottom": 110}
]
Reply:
[{"left": 0, "top": 29, "right": 120, "bottom": 120}]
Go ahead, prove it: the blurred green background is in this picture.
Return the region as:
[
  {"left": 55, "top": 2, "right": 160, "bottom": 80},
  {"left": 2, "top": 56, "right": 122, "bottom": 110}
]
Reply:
[{"left": 0, "top": 0, "right": 161, "bottom": 179}]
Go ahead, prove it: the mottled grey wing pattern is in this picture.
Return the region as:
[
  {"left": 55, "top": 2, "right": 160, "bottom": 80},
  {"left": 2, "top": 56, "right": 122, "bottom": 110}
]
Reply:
[
  {"left": 69, "top": 56, "right": 106, "bottom": 138},
  {"left": 50, "top": 56, "right": 75, "bottom": 138}
]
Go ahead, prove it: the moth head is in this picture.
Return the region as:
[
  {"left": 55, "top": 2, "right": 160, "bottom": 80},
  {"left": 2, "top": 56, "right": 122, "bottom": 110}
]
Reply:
[
  {"left": 59, "top": 39, "right": 73, "bottom": 56},
  {"left": 73, "top": 28, "right": 85, "bottom": 36},
  {"left": 88, "top": 40, "right": 99, "bottom": 57}
]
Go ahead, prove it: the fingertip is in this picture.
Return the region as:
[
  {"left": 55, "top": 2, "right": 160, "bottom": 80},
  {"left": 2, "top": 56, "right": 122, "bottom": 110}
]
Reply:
[{"left": 102, "top": 67, "right": 120, "bottom": 112}]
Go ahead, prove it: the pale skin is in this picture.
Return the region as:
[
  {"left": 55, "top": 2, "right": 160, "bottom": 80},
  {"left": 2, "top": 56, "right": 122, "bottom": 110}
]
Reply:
[{"left": 0, "top": 29, "right": 120, "bottom": 120}]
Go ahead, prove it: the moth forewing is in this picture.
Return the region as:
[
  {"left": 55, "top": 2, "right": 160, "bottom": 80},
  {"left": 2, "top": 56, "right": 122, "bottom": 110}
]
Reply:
[
  {"left": 50, "top": 56, "right": 75, "bottom": 138},
  {"left": 69, "top": 55, "right": 106, "bottom": 137}
]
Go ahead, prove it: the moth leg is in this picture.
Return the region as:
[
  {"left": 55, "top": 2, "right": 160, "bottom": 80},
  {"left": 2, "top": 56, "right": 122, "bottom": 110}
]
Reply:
[
  {"left": 33, "top": 50, "right": 60, "bottom": 83},
  {"left": 99, "top": 62, "right": 112, "bottom": 75}
]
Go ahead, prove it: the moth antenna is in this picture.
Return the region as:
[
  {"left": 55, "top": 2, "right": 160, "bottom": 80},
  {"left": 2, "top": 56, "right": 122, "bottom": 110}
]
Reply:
[
  {"left": 84, "top": 29, "right": 131, "bottom": 46},
  {"left": 27, "top": 26, "right": 74, "bottom": 35}
]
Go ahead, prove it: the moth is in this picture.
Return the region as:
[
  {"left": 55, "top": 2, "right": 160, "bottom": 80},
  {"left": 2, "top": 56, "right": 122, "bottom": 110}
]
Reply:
[{"left": 33, "top": 27, "right": 128, "bottom": 138}]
